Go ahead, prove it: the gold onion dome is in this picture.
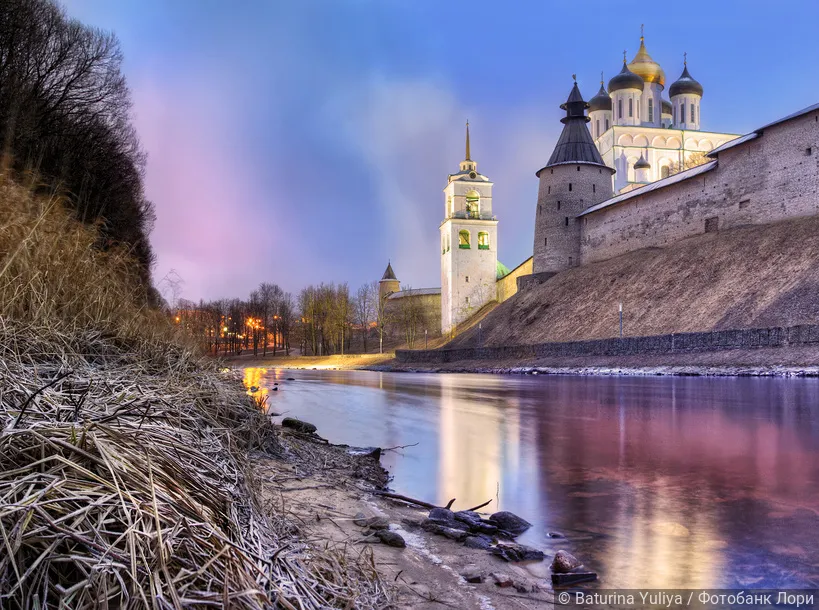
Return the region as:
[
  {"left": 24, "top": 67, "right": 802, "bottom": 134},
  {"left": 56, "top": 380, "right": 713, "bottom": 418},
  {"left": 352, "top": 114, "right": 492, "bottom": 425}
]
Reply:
[{"left": 628, "top": 36, "right": 665, "bottom": 87}]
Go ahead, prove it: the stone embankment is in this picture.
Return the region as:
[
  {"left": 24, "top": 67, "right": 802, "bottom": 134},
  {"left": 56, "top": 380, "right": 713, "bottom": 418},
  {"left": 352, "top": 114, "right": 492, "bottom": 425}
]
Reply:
[{"left": 395, "top": 323, "right": 819, "bottom": 375}]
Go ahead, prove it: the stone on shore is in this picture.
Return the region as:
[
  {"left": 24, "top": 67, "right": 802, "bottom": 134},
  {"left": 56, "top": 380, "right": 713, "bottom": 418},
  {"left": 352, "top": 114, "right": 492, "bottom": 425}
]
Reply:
[
  {"left": 421, "top": 521, "right": 469, "bottom": 541},
  {"left": 489, "top": 511, "right": 532, "bottom": 536},
  {"left": 463, "top": 535, "right": 492, "bottom": 550},
  {"left": 490, "top": 572, "right": 514, "bottom": 588},
  {"left": 353, "top": 512, "right": 368, "bottom": 526},
  {"left": 376, "top": 530, "right": 406, "bottom": 548},
  {"left": 428, "top": 507, "right": 455, "bottom": 524},
  {"left": 551, "top": 550, "right": 582, "bottom": 573},
  {"left": 551, "top": 570, "right": 598, "bottom": 586},
  {"left": 490, "top": 542, "right": 545, "bottom": 562},
  {"left": 362, "top": 516, "right": 390, "bottom": 530},
  {"left": 461, "top": 565, "right": 484, "bottom": 583},
  {"left": 281, "top": 417, "right": 317, "bottom": 434}
]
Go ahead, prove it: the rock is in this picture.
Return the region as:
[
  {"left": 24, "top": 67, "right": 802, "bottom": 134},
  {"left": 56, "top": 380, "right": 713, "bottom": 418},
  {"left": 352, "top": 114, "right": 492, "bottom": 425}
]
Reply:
[
  {"left": 272, "top": 387, "right": 278, "bottom": 391},
  {"left": 421, "top": 521, "right": 469, "bottom": 541},
  {"left": 352, "top": 512, "right": 368, "bottom": 527},
  {"left": 551, "top": 570, "right": 597, "bottom": 586},
  {"left": 472, "top": 521, "right": 499, "bottom": 536},
  {"left": 547, "top": 531, "right": 564, "bottom": 538},
  {"left": 460, "top": 565, "right": 483, "bottom": 584},
  {"left": 375, "top": 530, "right": 406, "bottom": 548},
  {"left": 401, "top": 518, "right": 421, "bottom": 530},
  {"left": 362, "top": 516, "right": 390, "bottom": 530},
  {"left": 281, "top": 417, "right": 317, "bottom": 434},
  {"left": 490, "top": 572, "right": 514, "bottom": 588},
  {"left": 454, "top": 510, "right": 482, "bottom": 526},
  {"left": 463, "top": 535, "right": 492, "bottom": 550},
  {"left": 551, "top": 550, "right": 582, "bottom": 573},
  {"left": 273, "top": 382, "right": 279, "bottom": 386},
  {"left": 428, "top": 507, "right": 455, "bottom": 524},
  {"left": 422, "top": 517, "right": 469, "bottom": 532},
  {"left": 364, "top": 447, "right": 381, "bottom": 460},
  {"left": 490, "top": 542, "right": 545, "bottom": 562},
  {"left": 489, "top": 511, "right": 532, "bottom": 536},
  {"left": 515, "top": 581, "right": 540, "bottom": 594},
  {"left": 286, "top": 377, "right": 296, "bottom": 381}
]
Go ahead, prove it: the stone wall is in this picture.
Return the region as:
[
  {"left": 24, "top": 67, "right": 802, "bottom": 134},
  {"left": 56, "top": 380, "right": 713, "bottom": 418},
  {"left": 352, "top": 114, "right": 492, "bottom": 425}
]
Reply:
[
  {"left": 395, "top": 323, "right": 819, "bottom": 363},
  {"left": 386, "top": 292, "right": 442, "bottom": 335},
  {"left": 495, "top": 256, "right": 533, "bottom": 303},
  {"left": 581, "top": 110, "right": 819, "bottom": 263}
]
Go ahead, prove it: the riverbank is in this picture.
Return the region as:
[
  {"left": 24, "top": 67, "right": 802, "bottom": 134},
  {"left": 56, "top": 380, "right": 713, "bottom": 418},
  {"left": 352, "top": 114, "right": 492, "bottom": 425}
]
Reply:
[
  {"left": 379, "top": 344, "right": 819, "bottom": 376},
  {"left": 226, "top": 351, "right": 395, "bottom": 370}
]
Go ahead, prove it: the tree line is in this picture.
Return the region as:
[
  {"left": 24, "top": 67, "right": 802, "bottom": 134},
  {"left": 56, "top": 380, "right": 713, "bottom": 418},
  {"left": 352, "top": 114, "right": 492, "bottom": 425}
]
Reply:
[
  {"left": 0, "top": 0, "right": 155, "bottom": 289},
  {"left": 175, "top": 279, "right": 433, "bottom": 357}
]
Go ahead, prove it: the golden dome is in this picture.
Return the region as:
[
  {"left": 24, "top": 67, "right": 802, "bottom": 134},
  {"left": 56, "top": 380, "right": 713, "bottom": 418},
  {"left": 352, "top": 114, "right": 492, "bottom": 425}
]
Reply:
[{"left": 628, "top": 37, "right": 666, "bottom": 87}]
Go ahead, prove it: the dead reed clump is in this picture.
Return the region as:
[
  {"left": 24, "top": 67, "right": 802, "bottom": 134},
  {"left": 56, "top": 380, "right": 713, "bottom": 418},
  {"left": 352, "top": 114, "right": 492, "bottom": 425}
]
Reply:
[{"left": 0, "top": 182, "right": 393, "bottom": 607}]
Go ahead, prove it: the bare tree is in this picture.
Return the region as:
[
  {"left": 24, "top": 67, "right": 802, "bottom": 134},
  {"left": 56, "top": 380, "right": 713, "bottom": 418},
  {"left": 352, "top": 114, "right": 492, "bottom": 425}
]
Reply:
[
  {"left": 397, "top": 286, "right": 423, "bottom": 349},
  {"left": 354, "top": 283, "right": 375, "bottom": 353},
  {"left": 668, "top": 151, "right": 709, "bottom": 176}
]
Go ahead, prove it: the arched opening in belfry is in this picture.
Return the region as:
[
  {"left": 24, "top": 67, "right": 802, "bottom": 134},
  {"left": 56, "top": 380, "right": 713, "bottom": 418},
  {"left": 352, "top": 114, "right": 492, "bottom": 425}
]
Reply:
[
  {"left": 459, "top": 230, "right": 470, "bottom": 248},
  {"left": 465, "top": 190, "right": 480, "bottom": 219}
]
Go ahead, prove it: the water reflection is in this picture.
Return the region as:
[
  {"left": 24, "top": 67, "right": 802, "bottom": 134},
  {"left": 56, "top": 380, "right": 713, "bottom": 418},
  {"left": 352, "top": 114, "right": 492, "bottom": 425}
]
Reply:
[{"left": 243, "top": 369, "right": 819, "bottom": 589}]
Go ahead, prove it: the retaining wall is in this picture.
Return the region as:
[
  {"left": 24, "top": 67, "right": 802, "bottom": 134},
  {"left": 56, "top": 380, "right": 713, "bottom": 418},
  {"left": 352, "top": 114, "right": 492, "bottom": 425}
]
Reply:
[{"left": 395, "top": 324, "right": 819, "bottom": 364}]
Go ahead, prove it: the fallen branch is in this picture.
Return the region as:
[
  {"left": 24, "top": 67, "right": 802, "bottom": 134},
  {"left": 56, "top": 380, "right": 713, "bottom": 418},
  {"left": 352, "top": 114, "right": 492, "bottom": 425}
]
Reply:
[
  {"left": 465, "top": 498, "right": 493, "bottom": 512},
  {"left": 444, "top": 498, "right": 456, "bottom": 510},
  {"left": 373, "top": 491, "right": 437, "bottom": 510},
  {"left": 381, "top": 442, "right": 419, "bottom": 453}
]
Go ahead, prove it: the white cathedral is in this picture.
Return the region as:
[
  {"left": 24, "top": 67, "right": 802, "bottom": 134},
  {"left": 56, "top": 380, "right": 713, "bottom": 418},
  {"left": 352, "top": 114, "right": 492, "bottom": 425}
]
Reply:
[{"left": 384, "top": 30, "right": 741, "bottom": 335}]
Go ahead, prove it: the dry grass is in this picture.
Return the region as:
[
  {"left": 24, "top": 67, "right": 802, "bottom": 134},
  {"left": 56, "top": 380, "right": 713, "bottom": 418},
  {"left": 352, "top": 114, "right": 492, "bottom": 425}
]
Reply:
[
  {"left": 0, "top": 181, "right": 393, "bottom": 608},
  {"left": 451, "top": 215, "right": 819, "bottom": 349}
]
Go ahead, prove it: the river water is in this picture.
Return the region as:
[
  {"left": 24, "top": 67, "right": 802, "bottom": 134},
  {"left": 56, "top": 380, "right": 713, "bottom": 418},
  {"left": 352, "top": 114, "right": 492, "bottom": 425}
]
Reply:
[{"left": 243, "top": 368, "right": 819, "bottom": 590}]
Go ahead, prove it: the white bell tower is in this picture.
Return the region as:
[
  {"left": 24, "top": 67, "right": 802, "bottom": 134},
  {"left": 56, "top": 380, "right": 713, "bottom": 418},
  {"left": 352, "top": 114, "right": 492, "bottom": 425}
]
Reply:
[{"left": 440, "top": 122, "right": 498, "bottom": 335}]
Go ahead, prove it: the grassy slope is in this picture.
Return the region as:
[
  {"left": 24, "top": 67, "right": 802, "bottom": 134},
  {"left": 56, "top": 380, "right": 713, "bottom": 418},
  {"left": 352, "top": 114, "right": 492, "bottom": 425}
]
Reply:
[{"left": 449, "top": 215, "right": 819, "bottom": 349}]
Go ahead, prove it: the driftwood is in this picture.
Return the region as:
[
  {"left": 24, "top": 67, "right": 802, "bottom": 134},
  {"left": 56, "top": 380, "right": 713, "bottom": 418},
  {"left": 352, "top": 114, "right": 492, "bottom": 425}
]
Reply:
[{"left": 374, "top": 491, "right": 493, "bottom": 513}]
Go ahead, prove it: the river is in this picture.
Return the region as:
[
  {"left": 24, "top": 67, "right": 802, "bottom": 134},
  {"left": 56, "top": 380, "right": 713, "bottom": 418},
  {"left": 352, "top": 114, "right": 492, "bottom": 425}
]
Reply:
[{"left": 243, "top": 368, "right": 819, "bottom": 590}]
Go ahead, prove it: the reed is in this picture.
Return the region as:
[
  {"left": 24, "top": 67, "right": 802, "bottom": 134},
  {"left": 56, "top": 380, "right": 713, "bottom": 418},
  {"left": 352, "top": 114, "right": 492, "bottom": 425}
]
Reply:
[{"left": 0, "top": 182, "right": 391, "bottom": 608}]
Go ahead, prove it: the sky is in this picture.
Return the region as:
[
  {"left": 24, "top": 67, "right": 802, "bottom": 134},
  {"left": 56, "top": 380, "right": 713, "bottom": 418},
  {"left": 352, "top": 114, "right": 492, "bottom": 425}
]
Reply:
[{"left": 63, "top": 0, "right": 819, "bottom": 303}]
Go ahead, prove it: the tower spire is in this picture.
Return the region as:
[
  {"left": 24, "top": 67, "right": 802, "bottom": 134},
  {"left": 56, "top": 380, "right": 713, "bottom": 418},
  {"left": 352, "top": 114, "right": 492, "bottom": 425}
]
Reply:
[
  {"left": 465, "top": 120, "right": 471, "bottom": 161},
  {"left": 641, "top": 23, "right": 644, "bottom": 41}
]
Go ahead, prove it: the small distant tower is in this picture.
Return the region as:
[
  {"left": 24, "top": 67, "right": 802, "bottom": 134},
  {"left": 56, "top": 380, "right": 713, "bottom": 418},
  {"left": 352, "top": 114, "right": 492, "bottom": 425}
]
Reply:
[
  {"left": 379, "top": 261, "right": 399, "bottom": 302},
  {"left": 533, "top": 81, "right": 615, "bottom": 274},
  {"left": 440, "top": 122, "right": 498, "bottom": 334},
  {"left": 609, "top": 53, "right": 644, "bottom": 127},
  {"left": 588, "top": 74, "right": 612, "bottom": 139},
  {"left": 669, "top": 53, "right": 703, "bottom": 130}
]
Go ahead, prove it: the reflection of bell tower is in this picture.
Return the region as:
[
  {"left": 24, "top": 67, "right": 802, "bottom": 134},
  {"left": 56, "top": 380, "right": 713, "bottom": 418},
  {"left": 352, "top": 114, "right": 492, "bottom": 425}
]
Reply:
[
  {"left": 440, "top": 122, "right": 498, "bottom": 335},
  {"left": 379, "top": 261, "right": 399, "bottom": 302}
]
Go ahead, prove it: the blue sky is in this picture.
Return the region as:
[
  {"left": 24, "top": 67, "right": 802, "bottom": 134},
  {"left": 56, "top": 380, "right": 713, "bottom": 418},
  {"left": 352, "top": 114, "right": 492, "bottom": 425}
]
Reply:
[{"left": 63, "top": 0, "right": 819, "bottom": 302}]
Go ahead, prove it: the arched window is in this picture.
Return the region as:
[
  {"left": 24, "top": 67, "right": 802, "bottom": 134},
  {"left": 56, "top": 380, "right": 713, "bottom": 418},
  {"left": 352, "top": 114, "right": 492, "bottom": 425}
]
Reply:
[
  {"left": 569, "top": 183, "right": 572, "bottom": 191},
  {"left": 459, "top": 230, "right": 470, "bottom": 248},
  {"left": 605, "top": 118, "right": 610, "bottom": 130},
  {"left": 648, "top": 98, "right": 654, "bottom": 123},
  {"left": 691, "top": 104, "right": 696, "bottom": 124},
  {"left": 618, "top": 99, "right": 623, "bottom": 119},
  {"left": 442, "top": 234, "right": 446, "bottom": 254},
  {"left": 447, "top": 196, "right": 453, "bottom": 217},
  {"left": 478, "top": 232, "right": 490, "bottom": 250},
  {"left": 680, "top": 103, "right": 686, "bottom": 124},
  {"left": 596, "top": 119, "right": 600, "bottom": 137},
  {"left": 661, "top": 165, "right": 670, "bottom": 179},
  {"left": 628, "top": 98, "right": 633, "bottom": 118},
  {"left": 465, "top": 190, "right": 480, "bottom": 218}
]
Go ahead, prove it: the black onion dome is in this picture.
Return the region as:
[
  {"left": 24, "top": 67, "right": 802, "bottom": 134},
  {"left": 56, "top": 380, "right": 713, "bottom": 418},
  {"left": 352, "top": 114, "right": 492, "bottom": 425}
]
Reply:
[
  {"left": 634, "top": 152, "right": 650, "bottom": 170},
  {"left": 608, "top": 62, "right": 644, "bottom": 93},
  {"left": 540, "top": 83, "right": 612, "bottom": 172},
  {"left": 588, "top": 83, "right": 612, "bottom": 112},
  {"left": 662, "top": 99, "right": 672, "bottom": 115},
  {"left": 669, "top": 64, "right": 703, "bottom": 98}
]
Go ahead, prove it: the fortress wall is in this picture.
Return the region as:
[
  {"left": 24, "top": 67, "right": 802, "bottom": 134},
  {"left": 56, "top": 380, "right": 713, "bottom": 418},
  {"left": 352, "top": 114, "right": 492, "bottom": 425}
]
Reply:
[
  {"left": 396, "top": 323, "right": 819, "bottom": 364},
  {"left": 496, "top": 256, "right": 533, "bottom": 303},
  {"left": 581, "top": 111, "right": 819, "bottom": 264}
]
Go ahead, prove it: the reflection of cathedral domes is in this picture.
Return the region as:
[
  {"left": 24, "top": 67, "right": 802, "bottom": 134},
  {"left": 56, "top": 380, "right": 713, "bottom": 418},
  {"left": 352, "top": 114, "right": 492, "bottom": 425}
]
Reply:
[
  {"left": 589, "top": 82, "right": 612, "bottom": 112},
  {"left": 608, "top": 61, "right": 644, "bottom": 93},
  {"left": 628, "top": 36, "right": 665, "bottom": 87},
  {"left": 669, "top": 63, "right": 704, "bottom": 98}
]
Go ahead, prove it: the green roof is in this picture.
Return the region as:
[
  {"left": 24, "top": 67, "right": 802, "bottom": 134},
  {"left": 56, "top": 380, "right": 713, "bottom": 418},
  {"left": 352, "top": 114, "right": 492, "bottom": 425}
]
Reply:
[{"left": 496, "top": 260, "right": 512, "bottom": 280}]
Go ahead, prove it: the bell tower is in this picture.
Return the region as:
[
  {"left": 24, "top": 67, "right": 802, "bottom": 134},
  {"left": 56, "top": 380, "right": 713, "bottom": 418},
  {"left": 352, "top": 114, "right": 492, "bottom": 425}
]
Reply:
[{"left": 441, "top": 122, "right": 498, "bottom": 335}]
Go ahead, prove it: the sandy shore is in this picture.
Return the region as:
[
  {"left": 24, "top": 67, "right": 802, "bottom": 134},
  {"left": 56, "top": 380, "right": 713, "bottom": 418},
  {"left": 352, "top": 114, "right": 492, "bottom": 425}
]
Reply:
[
  {"left": 267, "top": 425, "right": 559, "bottom": 609},
  {"left": 229, "top": 344, "right": 819, "bottom": 377}
]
